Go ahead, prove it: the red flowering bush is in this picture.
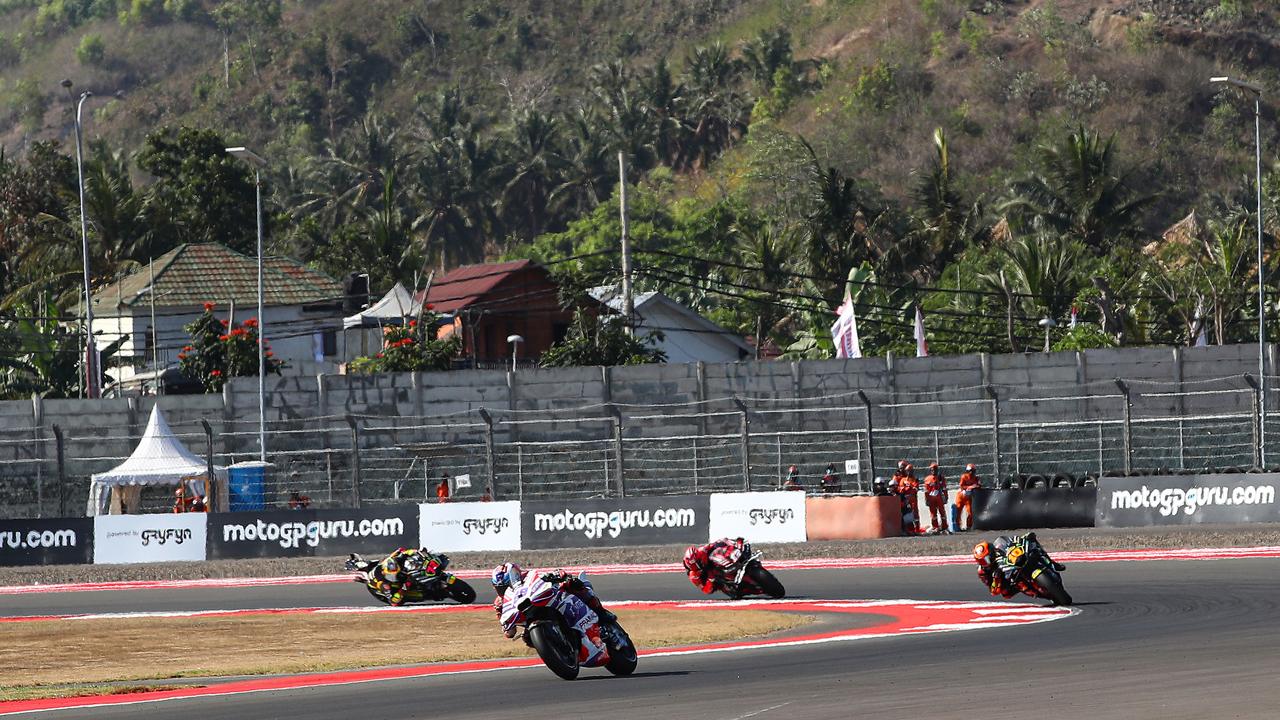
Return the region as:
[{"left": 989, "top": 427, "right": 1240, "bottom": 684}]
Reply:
[
  {"left": 348, "top": 312, "right": 459, "bottom": 374},
  {"left": 179, "top": 303, "right": 286, "bottom": 392}
]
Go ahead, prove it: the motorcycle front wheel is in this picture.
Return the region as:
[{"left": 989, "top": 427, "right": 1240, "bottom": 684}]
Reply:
[
  {"left": 1032, "top": 570, "right": 1073, "bottom": 606},
  {"left": 603, "top": 623, "right": 638, "bottom": 676},
  {"left": 747, "top": 565, "right": 786, "bottom": 599},
  {"left": 447, "top": 578, "right": 477, "bottom": 604},
  {"left": 529, "top": 624, "right": 580, "bottom": 680}
]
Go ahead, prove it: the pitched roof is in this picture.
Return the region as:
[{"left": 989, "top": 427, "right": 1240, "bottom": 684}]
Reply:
[
  {"left": 589, "top": 286, "right": 753, "bottom": 354},
  {"left": 92, "top": 244, "right": 342, "bottom": 313},
  {"left": 422, "top": 259, "right": 539, "bottom": 313}
]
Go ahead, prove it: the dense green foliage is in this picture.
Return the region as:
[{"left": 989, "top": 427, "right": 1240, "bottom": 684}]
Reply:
[
  {"left": 177, "top": 303, "right": 283, "bottom": 392},
  {"left": 4, "top": 0, "right": 1280, "bottom": 392},
  {"left": 346, "top": 318, "right": 462, "bottom": 374}
]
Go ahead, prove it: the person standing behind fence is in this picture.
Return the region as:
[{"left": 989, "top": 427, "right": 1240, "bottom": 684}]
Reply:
[
  {"left": 782, "top": 465, "right": 803, "bottom": 491},
  {"left": 923, "top": 462, "right": 949, "bottom": 533},
  {"left": 820, "top": 464, "right": 841, "bottom": 494},
  {"left": 954, "top": 464, "right": 981, "bottom": 531},
  {"left": 898, "top": 463, "right": 922, "bottom": 534},
  {"left": 437, "top": 475, "right": 451, "bottom": 503}
]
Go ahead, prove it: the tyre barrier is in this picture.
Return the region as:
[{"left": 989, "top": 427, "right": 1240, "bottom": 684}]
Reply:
[{"left": 972, "top": 487, "right": 1097, "bottom": 531}]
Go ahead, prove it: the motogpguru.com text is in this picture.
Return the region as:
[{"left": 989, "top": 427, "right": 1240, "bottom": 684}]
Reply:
[
  {"left": 534, "top": 508, "right": 696, "bottom": 539},
  {"left": 221, "top": 518, "right": 404, "bottom": 548},
  {"left": 1111, "top": 484, "right": 1277, "bottom": 516}
]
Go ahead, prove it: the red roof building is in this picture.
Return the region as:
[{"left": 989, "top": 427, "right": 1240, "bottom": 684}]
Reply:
[{"left": 421, "top": 260, "right": 579, "bottom": 365}]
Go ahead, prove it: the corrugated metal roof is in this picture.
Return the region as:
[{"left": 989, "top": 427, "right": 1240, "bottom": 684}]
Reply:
[
  {"left": 422, "top": 259, "right": 538, "bottom": 313},
  {"left": 92, "top": 244, "right": 342, "bottom": 313}
]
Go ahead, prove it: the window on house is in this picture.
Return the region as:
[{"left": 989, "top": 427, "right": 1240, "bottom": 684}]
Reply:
[{"left": 322, "top": 330, "right": 337, "bottom": 356}]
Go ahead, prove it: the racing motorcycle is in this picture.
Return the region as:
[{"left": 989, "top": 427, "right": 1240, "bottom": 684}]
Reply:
[
  {"left": 344, "top": 550, "right": 477, "bottom": 605},
  {"left": 1004, "top": 538, "right": 1072, "bottom": 606},
  {"left": 709, "top": 541, "right": 786, "bottom": 600},
  {"left": 500, "top": 572, "right": 638, "bottom": 681}
]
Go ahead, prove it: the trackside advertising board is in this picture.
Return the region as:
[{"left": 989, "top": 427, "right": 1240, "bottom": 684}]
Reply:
[
  {"left": 521, "top": 496, "right": 710, "bottom": 549},
  {"left": 0, "top": 518, "right": 93, "bottom": 566},
  {"left": 709, "top": 491, "right": 806, "bottom": 543},
  {"left": 93, "top": 513, "right": 207, "bottom": 564},
  {"left": 419, "top": 501, "right": 521, "bottom": 551},
  {"left": 1097, "top": 474, "right": 1280, "bottom": 527},
  {"left": 207, "top": 506, "right": 418, "bottom": 559}
]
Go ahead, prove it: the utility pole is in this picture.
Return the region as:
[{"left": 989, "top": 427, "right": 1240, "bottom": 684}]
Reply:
[
  {"left": 149, "top": 258, "right": 160, "bottom": 395},
  {"left": 618, "top": 152, "right": 634, "bottom": 336}
]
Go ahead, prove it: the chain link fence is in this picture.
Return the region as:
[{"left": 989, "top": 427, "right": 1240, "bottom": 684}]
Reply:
[{"left": 1, "top": 375, "right": 1275, "bottom": 518}]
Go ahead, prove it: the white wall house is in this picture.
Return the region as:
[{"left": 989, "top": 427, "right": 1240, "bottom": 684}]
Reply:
[
  {"left": 590, "top": 288, "right": 752, "bottom": 364},
  {"left": 91, "top": 244, "right": 348, "bottom": 391}
]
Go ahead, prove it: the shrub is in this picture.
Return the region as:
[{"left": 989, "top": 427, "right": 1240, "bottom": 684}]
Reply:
[{"left": 77, "top": 33, "right": 106, "bottom": 66}]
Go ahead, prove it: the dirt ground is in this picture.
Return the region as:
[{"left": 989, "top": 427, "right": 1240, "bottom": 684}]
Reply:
[
  {"left": 4, "top": 523, "right": 1277, "bottom": 587},
  {"left": 0, "top": 607, "right": 808, "bottom": 697}
]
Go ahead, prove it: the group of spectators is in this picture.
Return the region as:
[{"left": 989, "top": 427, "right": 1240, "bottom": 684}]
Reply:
[
  {"left": 884, "top": 460, "right": 982, "bottom": 535},
  {"left": 781, "top": 464, "right": 844, "bottom": 494}
]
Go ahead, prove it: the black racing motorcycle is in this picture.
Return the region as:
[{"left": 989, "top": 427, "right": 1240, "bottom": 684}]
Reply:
[
  {"left": 1004, "top": 538, "right": 1072, "bottom": 606},
  {"left": 345, "top": 550, "right": 477, "bottom": 605},
  {"left": 710, "top": 542, "right": 786, "bottom": 600}
]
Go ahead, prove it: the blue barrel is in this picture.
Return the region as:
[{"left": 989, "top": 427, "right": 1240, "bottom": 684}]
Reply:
[{"left": 227, "top": 462, "right": 267, "bottom": 511}]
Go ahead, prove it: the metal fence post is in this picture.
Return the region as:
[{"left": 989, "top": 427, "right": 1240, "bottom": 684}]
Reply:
[
  {"left": 733, "top": 397, "right": 751, "bottom": 490},
  {"left": 345, "top": 414, "right": 362, "bottom": 508},
  {"left": 52, "top": 424, "right": 66, "bottom": 517},
  {"left": 1013, "top": 426, "right": 1021, "bottom": 476},
  {"left": 200, "top": 419, "right": 219, "bottom": 511},
  {"left": 1115, "top": 379, "right": 1132, "bottom": 475},
  {"left": 478, "top": 408, "right": 497, "bottom": 497},
  {"left": 607, "top": 404, "right": 626, "bottom": 497},
  {"left": 858, "top": 390, "right": 875, "bottom": 485},
  {"left": 1097, "top": 423, "right": 1104, "bottom": 476},
  {"left": 1245, "top": 374, "right": 1262, "bottom": 469},
  {"left": 986, "top": 385, "right": 1001, "bottom": 482}
]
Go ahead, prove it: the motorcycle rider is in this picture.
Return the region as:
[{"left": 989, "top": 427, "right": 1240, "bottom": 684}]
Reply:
[
  {"left": 954, "top": 463, "right": 982, "bottom": 531},
  {"left": 489, "top": 562, "right": 617, "bottom": 631},
  {"left": 972, "top": 540, "right": 1015, "bottom": 598},
  {"left": 991, "top": 533, "right": 1067, "bottom": 594},
  {"left": 683, "top": 537, "right": 746, "bottom": 594},
  {"left": 782, "top": 465, "right": 802, "bottom": 491},
  {"left": 366, "top": 547, "right": 431, "bottom": 606}
]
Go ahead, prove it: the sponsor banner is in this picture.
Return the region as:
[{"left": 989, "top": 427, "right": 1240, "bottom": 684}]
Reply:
[
  {"left": 973, "top": 488, "right": 1097, "bottom": 531},
  {"left": 0, "top": 518, "right": 93, "bottom": 566},
  {"left": 419, "top": 501, "right": 521, "bottom": 552},
  {"left": 208, "top": 506, "right": 418, "bottom": 559},
  {"left": 709, "top": 492, "right": 807, "bottom": 543},
  {"left": 93, "top": 514, "right": 207, "bottom": 565},
  {"left": 1097, "top": 474, "right": 1280, "bottom": 527},
  {"left": 521, "top": 496, "right": 709, "bottom": 549}
]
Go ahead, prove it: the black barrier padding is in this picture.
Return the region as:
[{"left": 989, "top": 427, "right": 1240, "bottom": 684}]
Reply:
[
  {"left": 973, "top": 488, "right": 1097, "bottom": 531},
  {"left": 0, "top": 517, "right": 93, "bottom": 566},
  {"left": 521, "top": 496, "right": 710, "bottom": 549},
  {"left": 1096, "top": 474, "right": 1280, "bottom": 527},
  {"left": 207, "top": 506, "right": 418, "bottom": 559}
]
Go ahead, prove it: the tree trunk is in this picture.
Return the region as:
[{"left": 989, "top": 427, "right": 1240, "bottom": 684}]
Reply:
[{"left": 223, "top": 32, "right": 230, "bottom": 88}]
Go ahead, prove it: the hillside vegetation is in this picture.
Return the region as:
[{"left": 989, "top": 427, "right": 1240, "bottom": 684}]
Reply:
[{"left": 4, "top": 0, "right": 1280, "bottom": 396}]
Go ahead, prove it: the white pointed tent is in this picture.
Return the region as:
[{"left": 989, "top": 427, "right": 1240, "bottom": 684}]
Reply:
[
  {"left": 87, "top": 406, "right": 226, "bottom": 515},
  {"left": 343, "top": 282, "right": 421, "bottom": 329}
]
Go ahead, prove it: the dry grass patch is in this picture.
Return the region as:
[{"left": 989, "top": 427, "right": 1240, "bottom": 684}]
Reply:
[{"left": 1, "top": 607, "right": 810, "bottom": 696}]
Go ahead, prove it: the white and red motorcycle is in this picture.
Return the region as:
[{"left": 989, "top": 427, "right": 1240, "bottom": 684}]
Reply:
[{"left": 500, "top": 572, "right": 638, "bottom": 680}]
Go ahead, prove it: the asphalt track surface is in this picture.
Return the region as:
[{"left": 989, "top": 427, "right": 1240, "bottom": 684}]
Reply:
[{"left": 7, "top": 558, "right": 1280, "bottom": 719}]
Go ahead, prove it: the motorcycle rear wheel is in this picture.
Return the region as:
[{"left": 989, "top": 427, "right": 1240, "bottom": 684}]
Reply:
[
  {"left": 1032, "top": 571, "right": 1073, "bottom": 606},
  {"left": 529, "top": 624, "right": 580, "bottom": 680},
  {"left": 447, "top": 578, "right": 477, "bottom": 604},
  {"left": 748, "top": 565, "right": 786, "bottom": 599},
  {"left": 603, "top": 623, "right": 638, "bottom": 676}
]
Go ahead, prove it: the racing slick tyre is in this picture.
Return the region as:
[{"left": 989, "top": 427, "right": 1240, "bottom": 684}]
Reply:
[
  {"left": 529, "top": 624, "right": 581, "bottom": 680},
  {"left": 447, "top": 578, "right": 477, "bottom": 604},
  {"left": 748, "top": 565, "right": 786, "bottom": 599},
  {"left": 603, "top": 623, "right": 638, "bottom": 676},
  {"left": 1032, "top": 571, "right": 1073, "bottom": 606}
]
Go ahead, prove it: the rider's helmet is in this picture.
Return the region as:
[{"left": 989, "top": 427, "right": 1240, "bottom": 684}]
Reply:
[
  {"left": 682, "top": 545, "right": 706, "bottom": 572},
  {"left": 379, "top": 556, "right": 403, "bottom": 583},
  {"left": 973, "top": 541, "right": 993, "bottom": 564},
  {"left": 898, "top": 460, "right": 908, "bottom": 472},
  {"left": 905, "top": 463, "right": 914, "bottom": 475},
  {"left": 966, "top": 463, "right": 976, "bottom": 473},
  {"left": 490, "top": 562, "right": 525, "bottom": 594}
]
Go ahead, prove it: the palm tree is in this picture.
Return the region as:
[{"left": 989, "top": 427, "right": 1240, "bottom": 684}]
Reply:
[
  {"left": 501, "top": 107, "right": 564, "bottom": 241},
  {"left": 1002, "top": 125, "right": 1154, "bottom": 252},
  {"left": 909, "top": 128, "right": 988, "bottom": 278},
  {"left": 679, "top": 42, "right": 748, "bottom": 170},
  {"left": 1197, "top": 211, "right": 1253, "bottom": 344}
]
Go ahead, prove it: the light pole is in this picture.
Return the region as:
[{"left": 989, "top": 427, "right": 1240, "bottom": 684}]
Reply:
[
  {"left": 61, "top": 79, "right": 97, "bottom": 399},
  {"left": 1211, "top": 76, "right": 1267, "bottom": 466},
  {"left": 226, "top": 146, "right": 268, "bottom": 464},
  {"left": 1038, "top": 317, "right": 1057, "bottom": 353},
  {"left": 507, "top": 334, "right": 524, "bottom": 373}
]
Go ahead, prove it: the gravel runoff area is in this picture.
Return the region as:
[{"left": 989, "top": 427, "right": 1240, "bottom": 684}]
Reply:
[{"left": 3, "top": 523, "right": 1279, "bottom": 588}]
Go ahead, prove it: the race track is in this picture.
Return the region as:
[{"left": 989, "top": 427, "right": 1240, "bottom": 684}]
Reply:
[{"left": 6, "top": 557, "right": 1280, "bottom": 719}]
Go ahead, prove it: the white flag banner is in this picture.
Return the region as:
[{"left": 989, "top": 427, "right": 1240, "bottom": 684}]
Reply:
[
  {"left": 1069, "top": 307, "right": 1078, "bottom": 329},
  {"left": 830, "top": 298, "right": 862, "bottom": 359},
  {"left": 454, "top": 473, "right": 472, "bottom": 489},
  {"left": 1195, "top": 324, "right": 1208, "bottom": 347},
  {"left": 914, "top": 307, "right": 928, "bottom": 357}
]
